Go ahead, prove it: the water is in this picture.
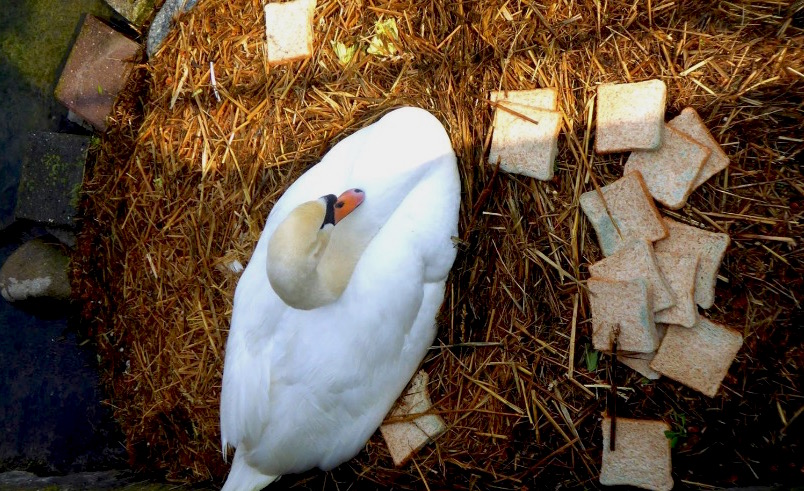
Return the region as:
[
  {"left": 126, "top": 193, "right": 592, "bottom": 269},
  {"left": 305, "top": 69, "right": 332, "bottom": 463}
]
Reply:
[
  {"left": 0, "top": 0, "right": 130, "bottom": 474},
  {"left": 0, "top": 229, "right": 127, "bottom": 473}
]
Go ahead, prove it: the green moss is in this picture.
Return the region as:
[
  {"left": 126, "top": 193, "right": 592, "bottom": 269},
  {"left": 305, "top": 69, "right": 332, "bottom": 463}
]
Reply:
[
  {"left": 43, "top": 152, "right": 69, "bottom": 186},
  {"left": 70, "top": 181, "right": 82, "bottom": 208},
  {"left": 0, "top": 0, "right": 112, "bottom": 92},
  {"left": 22, "top": 176, "right": 36, "bottom": 194},
  {"left": 106, "top": 0, "right": 155, "bottom": 26}
]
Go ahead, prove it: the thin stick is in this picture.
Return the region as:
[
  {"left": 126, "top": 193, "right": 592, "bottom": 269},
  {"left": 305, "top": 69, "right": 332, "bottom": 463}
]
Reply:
[
  {"left": 609, "top": 325, "right": 620, "bottom": 451},
  {"left": 567, "top": 294, "right": 579, "bottom": 379},
  {"left": 209, "top": 61, "right": 221, "bottom": 102}
]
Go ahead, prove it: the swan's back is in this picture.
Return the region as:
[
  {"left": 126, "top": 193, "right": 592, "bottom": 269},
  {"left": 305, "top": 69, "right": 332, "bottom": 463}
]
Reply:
[{"left": 220, "top": 107, "right": 459, "bottom": 481}]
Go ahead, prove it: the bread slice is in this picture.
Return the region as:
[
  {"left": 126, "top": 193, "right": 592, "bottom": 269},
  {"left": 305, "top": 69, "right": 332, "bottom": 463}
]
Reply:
[
  {"left": 620, "top": 325, "right": 667, "bottom": 380},
  {"left": 488, "top": 89, "right": 562, "bottom": 181},
  {"left": 653, "top": 217, "right": 730, "bottom": 309},
  {"left": 580, "top": 172, "right": 668, "bottom": 257},
  {"left": 600, "top": 417, "right": 673, "bottom": 491},
  {"left": 650, "top": 317, "right": 743, "bottom": 397},
  {"left": 380, "top": 370, "right": 446, "bottom": 466},
  {"left": 589, "top": 239, "right": 676, "bottom": 312},
  {"left": 654, "top": 251, "right": 700, "bottom": 328},
  {"left": 588, "top": 278, "right": 660, "bottom": 353},
  {"left": 490, "top": 88, "right": 558, "bottom": 111},
  {"left": 624, "top": 125, "right": 711, "bottom": 210},
  {"left": 264, "top": 0, "right": 316, "bottom": 65},
  {"left": 620, "top": 355, "right": 662, "bottom": 380},
  {"left": 668, "top": 107, "right": 730, "bottom": 189},
  {"left": 595, "top": 79, "right": 667, "bottom": 154}
]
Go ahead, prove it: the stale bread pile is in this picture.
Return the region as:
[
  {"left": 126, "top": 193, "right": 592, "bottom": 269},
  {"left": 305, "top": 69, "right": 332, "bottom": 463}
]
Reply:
[{"left": 581, "top": 79, "right": 743, "bottom": 491}]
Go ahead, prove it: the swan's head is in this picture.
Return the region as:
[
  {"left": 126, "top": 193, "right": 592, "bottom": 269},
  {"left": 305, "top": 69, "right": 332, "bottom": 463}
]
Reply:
[{"left": 267, "top": 189, "right": 365, "bottom": 309}]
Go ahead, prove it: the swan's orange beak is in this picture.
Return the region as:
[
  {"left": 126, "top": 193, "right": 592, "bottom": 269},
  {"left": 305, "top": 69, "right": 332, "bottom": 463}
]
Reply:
[{"left": 334, "top": 188, "right": 365, "bottom": 224}]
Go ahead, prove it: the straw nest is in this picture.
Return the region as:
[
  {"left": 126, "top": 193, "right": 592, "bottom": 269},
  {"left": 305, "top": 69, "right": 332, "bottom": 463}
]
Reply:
[{"left": 73, "top": 0, "right": 803, "bottom": 488}]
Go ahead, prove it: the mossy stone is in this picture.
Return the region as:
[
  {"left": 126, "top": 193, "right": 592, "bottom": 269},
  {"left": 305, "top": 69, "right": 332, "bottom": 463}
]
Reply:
[
  {"left": 0, "top": 0, "right": 113, "bottom": 93},
  {"left": 15, "top": 132, "right": 88, "bottom": 227},
  {"left": 105, "top": 0, "right": 155, "bottom": 27},
  {"left": 0, "top": 237, "right": 70, "bottom": 302}
]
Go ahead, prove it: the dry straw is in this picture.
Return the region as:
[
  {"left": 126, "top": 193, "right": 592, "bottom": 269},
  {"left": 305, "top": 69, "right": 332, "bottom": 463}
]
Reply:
[{"left": 74, "top": 0, "right": 803, "bottom": 488}]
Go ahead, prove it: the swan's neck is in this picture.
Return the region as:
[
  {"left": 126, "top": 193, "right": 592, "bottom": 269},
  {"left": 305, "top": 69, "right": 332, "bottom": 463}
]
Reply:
[
  {"left": 266, "top": 201, "right": 339, "bottom": 310},
  {"left": 267, "top": 165, "right": 430, "bottom": 310}
]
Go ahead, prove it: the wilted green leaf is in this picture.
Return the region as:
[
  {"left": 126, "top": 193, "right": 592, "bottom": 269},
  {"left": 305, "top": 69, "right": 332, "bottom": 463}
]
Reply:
[
  {"left": 664, "top": 411, "right": 688, "bottom": 449},
  {"left": 664, "top": 430, "right": 679, "bottom": 448},
  {"left": 367, "top": 18, "right": 399, "bottom": 57},
  {"left": 585, "top": 348, "right": 599, "bottom": 371},
  {"left": 331, "top": 40, "right": 357, "bottom": 65},
  {"left": 375, "top": 18, "right": 398, "bottom": 38}
]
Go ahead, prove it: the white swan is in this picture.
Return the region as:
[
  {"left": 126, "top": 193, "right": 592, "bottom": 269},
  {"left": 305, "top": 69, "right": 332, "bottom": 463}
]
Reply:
[{"left": 219, "top": 107, "right": 460, "bottom": 491}]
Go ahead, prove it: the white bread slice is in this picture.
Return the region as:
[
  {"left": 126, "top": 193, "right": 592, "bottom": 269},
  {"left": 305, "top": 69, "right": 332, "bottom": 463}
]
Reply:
[
  {"left": 595, "top": 79, "right": 666, "bottom": 154},
  {"left": 668, "top": 107, "right": 729, "bottom": 189},
  {"left": 264, "top": 0, "right": 316, "bottom": 65},
  {"left": 589, "top": 239, "right": 676, "bottom": 312},
  {"left": 624, "top": 125, "right": 711, "bottom": 210},
  {"left": 588, "top": 278, "right": 660, "bottom": 354},
  {"left": 380, "top": 371, "right": 446, "bottom": 466},
  {"left": 580, "top": 172, "right": 667, "bottom": 257},
  {"left": 600, "top": 416, "right": 673, "bottom": 491},
  {"left": 488, "top": 89, "right": 562, "bottom": 181},
  {"left": 653, "top": 217, "right": 730, "bottom": 309},
  {"left": 650, "top": 317, "right": 743, "bottom": 397},
  {"left": 654, "top": 251, "right": 700, "bottom": 328}
]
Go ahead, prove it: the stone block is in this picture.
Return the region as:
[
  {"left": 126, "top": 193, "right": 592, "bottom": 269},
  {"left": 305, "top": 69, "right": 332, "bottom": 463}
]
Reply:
[
  {"left": 55, "top": 15, "right": 140, "bottom": 131},
  {"left": 0, "top": 238, "right": 70, "bottom": 302},
  {"left": 15, "top": 132, "right": 89, "bottom": 227},
  {"left": 146, "top": 0, "right": 198, "bottom": 58},
  {"left": 105, "top": 0, "right": 155, "bottom": 27}
]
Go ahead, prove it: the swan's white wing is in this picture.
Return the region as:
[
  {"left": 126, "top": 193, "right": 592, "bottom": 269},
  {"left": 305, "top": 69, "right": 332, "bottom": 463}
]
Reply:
[{"left": 219, "top": 260, "right": 283, "bottom": 453}]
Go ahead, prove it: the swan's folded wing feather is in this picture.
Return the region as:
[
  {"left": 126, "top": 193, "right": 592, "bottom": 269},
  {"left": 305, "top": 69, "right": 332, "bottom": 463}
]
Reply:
[{"left": 220, "top": 263, "right": 285, "bottom": 452}]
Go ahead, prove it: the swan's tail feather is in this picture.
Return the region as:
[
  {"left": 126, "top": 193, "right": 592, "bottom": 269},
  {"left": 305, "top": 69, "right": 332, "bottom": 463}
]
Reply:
[{"left": 221, "top": 449, "right": 277, "bottom": 491}]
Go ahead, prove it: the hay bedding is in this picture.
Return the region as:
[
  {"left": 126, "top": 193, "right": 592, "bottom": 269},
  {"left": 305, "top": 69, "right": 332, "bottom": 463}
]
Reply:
[{"left": 73, "top": 0, "right": 804, "bottom": 488}]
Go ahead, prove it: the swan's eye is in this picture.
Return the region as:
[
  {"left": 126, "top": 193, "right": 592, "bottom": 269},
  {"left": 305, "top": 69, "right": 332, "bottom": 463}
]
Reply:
[{"left": 335, "top": 202, "right": 345, "bottom": 209}]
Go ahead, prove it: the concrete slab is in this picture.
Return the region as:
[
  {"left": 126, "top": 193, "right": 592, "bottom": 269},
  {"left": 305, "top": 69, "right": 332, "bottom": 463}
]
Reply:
[
  {"left": 55, "top": 15, "right": 140, "bottom": 131},
  {"left": 15, "top": 132, "right": 89, "bottom": 227}
]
